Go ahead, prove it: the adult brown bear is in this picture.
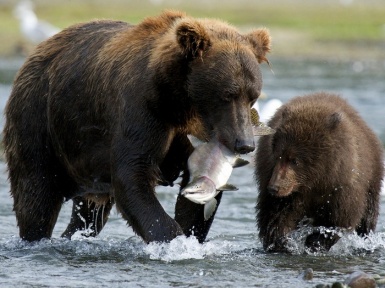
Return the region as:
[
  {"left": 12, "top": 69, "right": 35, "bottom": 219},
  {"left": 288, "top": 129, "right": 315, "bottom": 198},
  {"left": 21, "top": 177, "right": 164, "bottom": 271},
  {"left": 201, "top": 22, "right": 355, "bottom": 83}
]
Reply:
[
  {"left": 255, "top": 92, "right": 384, "bottom": 252},
  {"left": 3, "top": 11, "right": 271, "bottom": 243}
]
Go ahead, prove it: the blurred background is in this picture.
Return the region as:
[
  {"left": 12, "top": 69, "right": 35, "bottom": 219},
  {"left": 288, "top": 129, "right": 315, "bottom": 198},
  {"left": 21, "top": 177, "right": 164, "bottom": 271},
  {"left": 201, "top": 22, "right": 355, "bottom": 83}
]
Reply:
[{"left": 0, "top": 0, "right": 384, "bottom": 59}]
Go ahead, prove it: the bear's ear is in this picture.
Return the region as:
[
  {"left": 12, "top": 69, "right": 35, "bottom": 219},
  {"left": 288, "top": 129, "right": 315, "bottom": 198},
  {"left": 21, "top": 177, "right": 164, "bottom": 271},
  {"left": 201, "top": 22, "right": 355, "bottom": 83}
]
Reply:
[
  {"left": 245, "top": 28, "right": 271, "bottom": 64},
  {"left": 176, "top": 20, "right": 211, "bottom": 60},
  {"left": 327, "top": 112, "right": 342, "bottom": 130}
]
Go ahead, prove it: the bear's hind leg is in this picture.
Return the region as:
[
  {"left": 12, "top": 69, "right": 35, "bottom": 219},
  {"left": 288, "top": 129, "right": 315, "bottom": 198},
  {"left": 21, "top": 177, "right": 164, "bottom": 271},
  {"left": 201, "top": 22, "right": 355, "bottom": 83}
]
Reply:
[
  {"left": 9, "top": 160, "right": 72, "bottom": 241},
  {"left": 14, "top": 186, "right": 63, "bottom": 241},
  {"left": 4, "top": 66, "right": 78, "bottom": 241},
  {"left": 61, "top": 196, "right": 114, "bottom": 239},
  {"left": 5, "top": 126, "right": 77, "bottom": 241}
]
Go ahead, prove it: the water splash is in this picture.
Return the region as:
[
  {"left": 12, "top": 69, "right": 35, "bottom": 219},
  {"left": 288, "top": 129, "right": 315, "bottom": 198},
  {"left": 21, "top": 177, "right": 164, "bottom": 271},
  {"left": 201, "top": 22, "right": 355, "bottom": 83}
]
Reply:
[
  {"left": 144, "top": 235, "right": 237, "bottom": 262},
  {"left": 330, "top": 231, "right": 385, "bottom": 255},
  {"left": 1, "top": 234, "right": 241, "bottom": 266},
  {"left": 70, "top": 228, "right": 97, "bottom": 240},
  {"left": 278, "top": 223, "right": 385, "bottom": 256}
]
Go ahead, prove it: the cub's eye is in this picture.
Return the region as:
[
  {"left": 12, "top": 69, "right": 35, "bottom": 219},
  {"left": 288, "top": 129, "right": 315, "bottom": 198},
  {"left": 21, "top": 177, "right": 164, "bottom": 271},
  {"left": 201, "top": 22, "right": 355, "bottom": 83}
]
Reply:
[{"left": 290, "top": 158, "right": 298, "bottom": 166}]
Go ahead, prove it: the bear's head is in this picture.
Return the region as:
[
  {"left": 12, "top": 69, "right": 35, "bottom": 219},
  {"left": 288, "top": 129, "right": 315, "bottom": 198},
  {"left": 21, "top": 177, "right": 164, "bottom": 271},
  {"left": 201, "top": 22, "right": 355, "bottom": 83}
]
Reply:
[
  {"left": 266, "top": 105, "right": 343, "bottom": 197},
  {"left": 149, "top": 12, "right": 271, "bottom": 154}
]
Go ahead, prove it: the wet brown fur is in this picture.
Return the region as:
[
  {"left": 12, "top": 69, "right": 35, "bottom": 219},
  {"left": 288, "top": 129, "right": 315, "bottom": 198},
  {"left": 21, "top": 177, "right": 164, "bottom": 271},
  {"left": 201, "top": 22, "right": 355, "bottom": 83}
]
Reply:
[
  {"left": 255, "top": 92, "right": 384, "bottom": 252},
  {"left": 3, "top": 11, "right": 271, "bottom": 243}
]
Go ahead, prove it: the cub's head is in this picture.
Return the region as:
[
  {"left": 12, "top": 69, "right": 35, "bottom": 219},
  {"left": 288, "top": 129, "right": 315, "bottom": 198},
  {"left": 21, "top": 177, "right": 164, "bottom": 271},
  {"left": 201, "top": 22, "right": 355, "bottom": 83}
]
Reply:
[
  {"left": 259, "top": 99, "right": 344, "bottom": 197},
  {"left": 150, "top": 11, "right": 271, "bottom": 154}
]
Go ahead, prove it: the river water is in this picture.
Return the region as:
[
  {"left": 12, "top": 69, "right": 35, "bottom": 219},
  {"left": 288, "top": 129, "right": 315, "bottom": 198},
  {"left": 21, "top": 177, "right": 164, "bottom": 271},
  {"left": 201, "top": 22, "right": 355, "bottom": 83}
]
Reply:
[{"left": 0, "top": 57, "right": 384, "bottom": 287}]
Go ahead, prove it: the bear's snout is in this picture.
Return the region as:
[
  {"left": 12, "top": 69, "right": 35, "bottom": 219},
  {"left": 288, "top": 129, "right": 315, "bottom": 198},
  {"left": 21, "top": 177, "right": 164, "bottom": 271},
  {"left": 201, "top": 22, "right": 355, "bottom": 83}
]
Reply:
[
  {"left": 267, "top": 162, "right": 297, "bottom": 197},
  {"left": 234, "top": 138, "right": 255, "bottom": 154},
  {"left": 267, "top": 185, "right": 279, "bottom": 196}
]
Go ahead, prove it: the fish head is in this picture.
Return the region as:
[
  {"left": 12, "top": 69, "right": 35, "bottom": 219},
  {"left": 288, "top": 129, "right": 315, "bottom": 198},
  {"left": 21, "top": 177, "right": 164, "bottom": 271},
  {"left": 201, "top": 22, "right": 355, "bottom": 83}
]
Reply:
[{"left": 181, "top": 176, "right": 216, "bottom": 204}]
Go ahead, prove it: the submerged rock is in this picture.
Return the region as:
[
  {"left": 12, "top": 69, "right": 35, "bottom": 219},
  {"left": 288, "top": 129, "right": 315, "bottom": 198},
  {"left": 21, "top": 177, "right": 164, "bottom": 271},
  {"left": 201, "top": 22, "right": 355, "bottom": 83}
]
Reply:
[
  {"left": 298, "top": 268, "right": 314, "bottom": 280},
  {"left": 344, "top": 271, "right": 376, "bottom": 288},
  {"left": 376, "top": 277, "right": 385, "bottom": 285},
  {"left": 331, "top": 282, "right": 347, "bottom": 288},
  {"left": 315, "top": 270, "right": 381, "bottom": 288}
]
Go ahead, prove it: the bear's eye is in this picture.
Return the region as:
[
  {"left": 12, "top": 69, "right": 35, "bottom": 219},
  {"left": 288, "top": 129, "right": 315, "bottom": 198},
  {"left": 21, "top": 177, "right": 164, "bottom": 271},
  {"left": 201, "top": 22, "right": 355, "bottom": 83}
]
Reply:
[
  {"left": 222, "top": 85, "right": 240, "bottom": 102},
  {"left": 289, "top": 158, "right": 299, "bottom": 166},
  {"left": 222, "top": 91, "right": 236, "bottom": 102}
]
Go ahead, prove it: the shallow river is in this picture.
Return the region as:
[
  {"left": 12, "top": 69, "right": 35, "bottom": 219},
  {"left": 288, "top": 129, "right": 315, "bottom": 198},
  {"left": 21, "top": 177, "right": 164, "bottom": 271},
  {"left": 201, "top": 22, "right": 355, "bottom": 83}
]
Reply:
[{"left": 0, "top": 57, "right": 384, "bottom": 287}]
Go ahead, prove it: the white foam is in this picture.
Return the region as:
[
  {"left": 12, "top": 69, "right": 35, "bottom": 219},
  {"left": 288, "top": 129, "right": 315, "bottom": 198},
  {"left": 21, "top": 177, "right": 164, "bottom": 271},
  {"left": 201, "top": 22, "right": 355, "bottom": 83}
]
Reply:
[
  {"left": 330, "top": 231, "right": 385, "bottom": 254},
  {"left": 70, "top": 229, "right": 97, "bottom": 241},
  {"left": 285, "top": 228, "right": 385, "bottom": 256},
  {"left": 144, "top": 235, "right": 236, "bottom": 262}
]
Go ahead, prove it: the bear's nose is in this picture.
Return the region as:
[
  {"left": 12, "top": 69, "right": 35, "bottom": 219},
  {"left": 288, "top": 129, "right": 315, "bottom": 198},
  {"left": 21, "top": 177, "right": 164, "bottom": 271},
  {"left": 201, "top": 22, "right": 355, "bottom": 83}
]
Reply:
[
  {"left": 234, "top": 139, "right": 255, "bottom": 154},
  {"left": 267, "top": 185, "right": 279, "bottom": 196}
]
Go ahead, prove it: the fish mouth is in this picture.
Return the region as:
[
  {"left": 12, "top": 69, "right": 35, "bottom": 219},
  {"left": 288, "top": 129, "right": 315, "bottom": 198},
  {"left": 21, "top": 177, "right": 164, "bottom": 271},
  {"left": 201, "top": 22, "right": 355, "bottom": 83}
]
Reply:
[
  {"left": 181, "top": 187, "right": 213, "bottom": 205},
  {"left": 182, "top": 192, "right": 211, "bottom": 205},
  {"left": 181, "top": 188, "right": 205, "bottom": 196}
]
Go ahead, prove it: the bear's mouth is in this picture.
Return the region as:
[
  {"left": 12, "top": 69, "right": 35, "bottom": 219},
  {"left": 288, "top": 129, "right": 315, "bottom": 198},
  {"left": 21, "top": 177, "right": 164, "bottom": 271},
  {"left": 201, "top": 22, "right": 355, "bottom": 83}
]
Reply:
[
  {"left": 214, "top": 135, "right": 255, "bottom": 155},
  {"left": 268, "top": 183, "right": 297, "bottom": 197}
]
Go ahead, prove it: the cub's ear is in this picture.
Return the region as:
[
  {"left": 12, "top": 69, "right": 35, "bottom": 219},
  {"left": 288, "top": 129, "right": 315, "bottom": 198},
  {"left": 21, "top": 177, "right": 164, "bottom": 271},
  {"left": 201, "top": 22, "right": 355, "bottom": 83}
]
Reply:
[
  {"left": 245, "top": 28, "right": 271, "bottom": 64},
  {"left": 280, "top": 106, "right": 290, "bottom": 120},
  {"left": 176, "top": 20, "right": 211, "bottom": 60},
  {"left": 327, "top": 112, "right": 342, "bottom": 130},
  {"left": 275, "top": 106, "right": 290, "bottom": 127}
]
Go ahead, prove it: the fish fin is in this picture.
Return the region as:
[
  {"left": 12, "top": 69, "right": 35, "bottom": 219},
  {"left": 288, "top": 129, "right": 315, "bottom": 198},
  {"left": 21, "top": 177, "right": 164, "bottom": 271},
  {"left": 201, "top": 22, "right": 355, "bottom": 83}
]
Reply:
[
  {"left": 204, "top": 199, "right": 217, "bottom": 221},
  {"left": 253, "top": 122, "right": 276, "bottom": 136},
  {"left": 217, "top": 184, "right": 238, "bottom": 191},
  {"left": 251, "top": 107, "right": 276, "bottom": 136},
  {"left": 232, "top": 158, "right": 249, "bottom": 168}
]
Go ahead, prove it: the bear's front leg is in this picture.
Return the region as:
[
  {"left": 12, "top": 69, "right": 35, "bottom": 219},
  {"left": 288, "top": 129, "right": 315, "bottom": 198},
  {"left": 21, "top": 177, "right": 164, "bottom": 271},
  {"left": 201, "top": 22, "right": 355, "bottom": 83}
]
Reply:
[
  {"left": 257, "top": 195, "right": 300, "bottom": 252},
  {"left": 305, "top": 227, "right": 341, "bottom": 252},
  {"left": 175, "top": 191, "right": 223, "bottom": 243},
  {"left": 111, "top": 133, "right": 183, "bottom": 243},
  {"left": 261, "top": 215, "right": 297, "bottom": 252}
]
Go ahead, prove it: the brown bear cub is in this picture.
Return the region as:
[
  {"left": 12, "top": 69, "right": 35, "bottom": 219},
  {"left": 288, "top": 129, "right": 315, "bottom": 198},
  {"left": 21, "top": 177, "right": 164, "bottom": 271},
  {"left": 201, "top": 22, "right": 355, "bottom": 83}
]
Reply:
[
  {"left": 255, "top": 92, "right": 384, "bottom": 252},
  {"left": 3, "top": 11, "right": 271, "bottom": 243}
]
